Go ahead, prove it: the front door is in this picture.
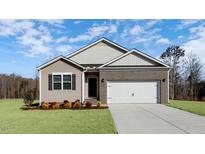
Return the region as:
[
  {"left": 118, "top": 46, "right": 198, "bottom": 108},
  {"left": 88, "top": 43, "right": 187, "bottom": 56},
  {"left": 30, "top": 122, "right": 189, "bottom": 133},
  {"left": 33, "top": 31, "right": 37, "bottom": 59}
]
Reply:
[{"left": 88, "top": 78, "right": 97, "bottom": 97}]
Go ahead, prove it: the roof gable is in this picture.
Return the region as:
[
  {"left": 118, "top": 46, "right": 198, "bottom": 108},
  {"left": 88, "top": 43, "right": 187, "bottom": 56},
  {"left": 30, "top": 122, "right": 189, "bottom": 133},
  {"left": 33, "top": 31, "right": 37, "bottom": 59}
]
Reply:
[
  {"left": 67, "top": 38, "right": 128, "bottom": 65},
  {"left": 99, "top": 49, "right": 170, "bottom": 68},
  {"left": 108, "top": 52, "right": 158, "bottom": 66},
  {"left": 37, "top": 56, "right": 85, "bottom": 71}
]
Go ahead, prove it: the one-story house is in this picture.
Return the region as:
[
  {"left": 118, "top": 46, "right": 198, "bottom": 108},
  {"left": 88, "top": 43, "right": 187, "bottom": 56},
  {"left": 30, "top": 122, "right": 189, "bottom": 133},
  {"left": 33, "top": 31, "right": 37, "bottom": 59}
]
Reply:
[{"left": 37, "top": 38, "right": 171, "bottom": 104}]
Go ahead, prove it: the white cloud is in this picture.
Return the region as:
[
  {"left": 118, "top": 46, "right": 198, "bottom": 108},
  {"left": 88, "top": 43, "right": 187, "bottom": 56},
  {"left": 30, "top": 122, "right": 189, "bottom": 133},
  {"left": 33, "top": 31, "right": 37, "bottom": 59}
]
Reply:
[
  {"left": 109, "top": 24, "right": 117, "bottom": 33},
  {"left": 182, "top": 25, "right": 205, "bottom": 63},
  {"left": 38, "top": 25, "right": 49, "bottom": 33},
  {"left": 135, "top": 34, "right": 161, "bottom": 43},
  {"left": 181, "top": 19, "right": 200, "bottom": 26},
  {"left": 156, "top": 38, "right": 171, "bottom": 45},
  {"left": 56, "top": 45, "right": 72, "bottom": 53},
  {"left": 55, "top": 36, "right": 68, "bottom": 43},
  {"left": 145, "top": 20, "right": 161, "bottom": 28},
  {"left": 73, "top": 20, "right": 82, "bottom": 24},
  {"left": 4, "top": 20, "right": 55, "bottom": 57},
  {"left": 39, "top": 19, "right": 64, "bottom": 27},
  {"left": 130, "top": 25, "right": 143, "bottom": 35},
  {"left": 176, "top": 19, "right": 201, "bottom": 29},
  {"left": 0, "top": 20, "right": 35, "bottom": 36},
  {"left": 177, "top": 35, "right": 184, "bottom": 39},
  {"left": 18, "top": 45, "right": 52, "bottom": 57},
  {"left": 69, "top": 24, "right": 117, "bottom": 43},
  {"left": 69, "top": 34, "right": 91, "bottom": 43}
]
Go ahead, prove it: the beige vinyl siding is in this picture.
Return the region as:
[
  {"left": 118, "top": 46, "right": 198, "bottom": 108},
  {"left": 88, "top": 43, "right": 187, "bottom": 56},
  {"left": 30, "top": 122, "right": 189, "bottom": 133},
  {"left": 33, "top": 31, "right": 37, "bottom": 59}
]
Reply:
[
  {"left": 41, "top": 59, "right": 82, "bottom": 102},
  {"left": 70, "top": 42, "right": 126, "bottom": 64},
  {"left": 108, "top": 52, "right": 158, "bottom": 66}
]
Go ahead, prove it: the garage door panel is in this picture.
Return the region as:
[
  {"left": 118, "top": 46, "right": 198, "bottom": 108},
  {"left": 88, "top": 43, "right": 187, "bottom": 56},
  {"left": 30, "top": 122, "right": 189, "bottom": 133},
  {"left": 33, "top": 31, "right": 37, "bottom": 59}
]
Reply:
[{"left": 107, "top": 81, "right": 159, "bottom": 104}]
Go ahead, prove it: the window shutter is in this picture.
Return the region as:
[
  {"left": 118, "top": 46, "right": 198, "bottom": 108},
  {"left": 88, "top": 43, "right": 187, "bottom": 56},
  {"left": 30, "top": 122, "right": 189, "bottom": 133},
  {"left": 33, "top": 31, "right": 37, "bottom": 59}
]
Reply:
[
  {"left": 48, "top": 74, "right": 52, "bottom": 90},
  {"left": 72, "top": 74, "right": 76, "bottom": 90}
]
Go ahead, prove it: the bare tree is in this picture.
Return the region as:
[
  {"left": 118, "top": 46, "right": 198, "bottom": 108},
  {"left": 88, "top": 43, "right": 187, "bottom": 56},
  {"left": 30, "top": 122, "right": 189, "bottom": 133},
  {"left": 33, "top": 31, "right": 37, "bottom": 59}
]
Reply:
[
  {"left": 160, "top": 45, "right": 185, "bottom": 100},
  {"left": 183, "top": 53, "right": 203, "bottom": 101},
  {"left": 0, "top": 73, "right": 39, "bottom": 99}
]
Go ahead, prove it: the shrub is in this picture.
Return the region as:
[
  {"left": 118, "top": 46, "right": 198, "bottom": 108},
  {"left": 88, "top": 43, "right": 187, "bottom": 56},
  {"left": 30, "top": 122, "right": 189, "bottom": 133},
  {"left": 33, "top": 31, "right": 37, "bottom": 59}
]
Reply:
[
  {"left": 23, "top": 90, "right": 35, "bottom": 106},
  {"left": 51, "top": 102, "right": 60, "bottom": 109},
  {"left": 85, "top": 101, "right": 92, "bottom": 108},
  {"left": 97, "top": 101, "right": 103, "bottom": 108},
  {"left": 71, "top": 102, "right": 75, "bottom": 107},
  {"left": 73, "top": 101, "right": 81, "bottom": 108},
  {"left": 41, "top": 102, "right": 49, "bottom": 109},
  {"left": 64, "top": 100, "right": 69, "bottom": 103},
  {"left": 63, "top": 102, "right": 72, "bottom": 109}
]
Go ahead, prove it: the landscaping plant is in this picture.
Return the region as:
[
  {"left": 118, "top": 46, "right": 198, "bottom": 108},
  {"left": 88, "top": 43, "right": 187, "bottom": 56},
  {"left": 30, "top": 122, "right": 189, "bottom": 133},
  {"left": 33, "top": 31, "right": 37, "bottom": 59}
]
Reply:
[
  {"left": 97, "top": 101, "right": 103, "bottom": 108},
  {"left": 41, "top": 102, "right": 49, "bottom": 109},
  {"left": 63, "top": 101, "right": 72, "bottom": 109},
  {"left": 23, "top": 90, "right": 35, "bottom": 107},
  {"left": 73, "top": 101, "right": 81, "bottom": 108},
  {"left": 85, "top": 101, "right": 92, "bottom": 108},
  {"left": 51, "top": 102, "right": 60, "bottom": 109}
]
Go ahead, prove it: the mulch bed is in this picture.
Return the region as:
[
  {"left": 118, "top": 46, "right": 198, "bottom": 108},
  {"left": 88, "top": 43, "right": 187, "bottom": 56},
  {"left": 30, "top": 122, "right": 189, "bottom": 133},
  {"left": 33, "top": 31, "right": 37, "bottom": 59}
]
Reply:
[{"left": 20, "top": 106, "right": 108, "bottom": 111}]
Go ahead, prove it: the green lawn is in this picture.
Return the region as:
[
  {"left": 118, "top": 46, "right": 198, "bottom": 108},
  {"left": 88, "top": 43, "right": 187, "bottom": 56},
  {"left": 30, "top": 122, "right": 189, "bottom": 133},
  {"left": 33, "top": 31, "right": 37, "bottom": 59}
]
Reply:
[
  {"left": 167, "top": 100, "right": 205, "bottom": 116},
  {"left": 0, "top": 99, "right": 117, "bottom": 134}
]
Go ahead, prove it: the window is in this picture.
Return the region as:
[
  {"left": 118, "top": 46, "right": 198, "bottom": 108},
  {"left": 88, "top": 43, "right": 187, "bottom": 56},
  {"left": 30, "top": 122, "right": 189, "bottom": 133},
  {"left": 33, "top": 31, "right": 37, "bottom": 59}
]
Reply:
[
  {"left": 53, "top": 73, "right": 72, "bottom": 90},
  {"left": 63, "top": 75, "right": 71, "bottom": 90},
  {"left": 53, "top": 75, "right": 61, "bottom": 90}
]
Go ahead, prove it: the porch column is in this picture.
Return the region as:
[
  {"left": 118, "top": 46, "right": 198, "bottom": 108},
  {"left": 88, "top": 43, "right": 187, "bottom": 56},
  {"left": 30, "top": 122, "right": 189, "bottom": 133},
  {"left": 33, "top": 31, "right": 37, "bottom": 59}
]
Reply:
[
  {"left": 81, "top": 71, "right": 85, "bottom": 103},
  {"left": 39, "top": 69, "right": 42, "bottom": 105}
]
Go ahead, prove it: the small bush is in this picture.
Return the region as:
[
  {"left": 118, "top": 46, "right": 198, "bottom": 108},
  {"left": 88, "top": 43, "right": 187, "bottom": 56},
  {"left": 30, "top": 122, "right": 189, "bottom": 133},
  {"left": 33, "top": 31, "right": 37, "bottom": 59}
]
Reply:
[
  {"left": 73, "top": 101, "right": 81, "bottom": 108},
  {"left": 63, "top": 102, "right": 72, "bottom": 109},
  {"left": 64, "top": 100, "right": 69, "bottom": 103},
  {"left": 41, "top": 102, "right": 49, "bottom": 109},
  {"left": 85, "top": 101, "right": 92, "bottom": 108},
  {"left": 71, "top": 102, "right": 75, "bottom": 107},
  {"left": 23, "top": 90, "right": 35, "bottom": 106},
  {"left": 51, "top": 102, "right": 60, "bottom": 109},
  {"left": 97, "top": 101, "right": 103, "bottom": 108}
]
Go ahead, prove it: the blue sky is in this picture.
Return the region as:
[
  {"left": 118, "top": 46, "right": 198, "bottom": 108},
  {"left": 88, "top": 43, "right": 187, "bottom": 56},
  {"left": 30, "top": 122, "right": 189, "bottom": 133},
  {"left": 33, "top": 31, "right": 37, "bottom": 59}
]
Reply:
[{"left": 0, "top": 19, "right": 205, "bottom": 78}]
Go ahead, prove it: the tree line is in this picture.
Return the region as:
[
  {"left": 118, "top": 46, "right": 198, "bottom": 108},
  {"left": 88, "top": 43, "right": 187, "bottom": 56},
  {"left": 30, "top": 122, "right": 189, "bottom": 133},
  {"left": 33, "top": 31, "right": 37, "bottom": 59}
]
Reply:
[
  {"left": 160, "top": 46, "right": 205, "bottom": 101},
  {"left": 0, "top": 73, "right": 39, "bottom": 99}
]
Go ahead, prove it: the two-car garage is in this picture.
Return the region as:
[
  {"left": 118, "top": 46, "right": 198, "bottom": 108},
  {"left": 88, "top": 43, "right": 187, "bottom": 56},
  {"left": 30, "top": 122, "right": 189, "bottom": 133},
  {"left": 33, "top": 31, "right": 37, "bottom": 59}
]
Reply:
[{"left": 107, "top": 81, "right": 160, "bottom": 104}]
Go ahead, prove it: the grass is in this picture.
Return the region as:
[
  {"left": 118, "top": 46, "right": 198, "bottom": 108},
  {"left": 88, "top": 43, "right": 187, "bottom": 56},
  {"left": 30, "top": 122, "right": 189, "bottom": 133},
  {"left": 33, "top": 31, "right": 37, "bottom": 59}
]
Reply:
[
  {"left": 0, "top": 99, "right": 117, "bottom": 134},
  {"left": 167, "top": 100, "right": 205, "bottom": 116}
]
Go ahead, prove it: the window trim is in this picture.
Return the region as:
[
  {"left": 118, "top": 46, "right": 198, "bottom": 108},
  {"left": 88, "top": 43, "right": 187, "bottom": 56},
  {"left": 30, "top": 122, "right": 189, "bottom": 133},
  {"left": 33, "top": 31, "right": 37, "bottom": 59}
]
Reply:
[{"left": 52, "top": 72, "right": 72, "bottom": 90}]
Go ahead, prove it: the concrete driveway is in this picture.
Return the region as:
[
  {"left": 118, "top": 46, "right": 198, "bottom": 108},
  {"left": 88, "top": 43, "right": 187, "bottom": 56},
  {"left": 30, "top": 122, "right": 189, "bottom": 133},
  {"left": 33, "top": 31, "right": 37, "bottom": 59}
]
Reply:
[{"left": 109, "top": 104, "right": 205, "bottom": 134}]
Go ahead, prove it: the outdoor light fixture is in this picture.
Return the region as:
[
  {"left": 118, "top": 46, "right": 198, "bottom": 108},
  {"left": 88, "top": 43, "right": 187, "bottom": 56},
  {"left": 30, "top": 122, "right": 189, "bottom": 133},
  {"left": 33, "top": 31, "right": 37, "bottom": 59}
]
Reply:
[
  {"left": 162, "top": 79, "right": 166, "bottom": 82},
  {"left": 101, "top": 79, "right": 104, "bottom": 83}
]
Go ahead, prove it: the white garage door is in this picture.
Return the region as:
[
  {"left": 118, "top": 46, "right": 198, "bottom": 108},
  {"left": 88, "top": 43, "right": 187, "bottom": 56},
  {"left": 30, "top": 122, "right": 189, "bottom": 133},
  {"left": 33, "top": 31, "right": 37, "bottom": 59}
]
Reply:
[{"left": 107, "top": 81, "right": 159, "bottom": 104}]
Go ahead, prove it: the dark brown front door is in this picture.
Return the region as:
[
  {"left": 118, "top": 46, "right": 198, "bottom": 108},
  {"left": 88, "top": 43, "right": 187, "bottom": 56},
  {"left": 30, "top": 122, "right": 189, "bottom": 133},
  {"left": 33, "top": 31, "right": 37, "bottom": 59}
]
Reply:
[{"left": 88, "top": 78, "right": 97, "bottom": 97}]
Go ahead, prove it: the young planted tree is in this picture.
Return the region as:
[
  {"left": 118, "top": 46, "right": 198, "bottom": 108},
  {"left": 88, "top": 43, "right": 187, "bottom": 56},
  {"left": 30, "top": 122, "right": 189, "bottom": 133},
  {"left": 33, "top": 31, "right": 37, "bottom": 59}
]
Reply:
[
  {"left": 183, "top": 53, "right": 203, "bottom": 101},
  {"left": 160, "top": 46, "right": 185, "bottom": 100},
  {"left": 23, "top": 90, "right": 35, "bottom": 106}
]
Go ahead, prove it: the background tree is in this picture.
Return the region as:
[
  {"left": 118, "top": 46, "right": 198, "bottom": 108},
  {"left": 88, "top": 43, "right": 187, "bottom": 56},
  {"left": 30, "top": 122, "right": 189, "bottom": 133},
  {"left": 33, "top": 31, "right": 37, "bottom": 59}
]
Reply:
[
  {"left": 0, "top": 73, "right": 38, "bottom": 99},
  {"left": 183, "top": 53, "right": 203, "bottom": 101},
  {"left": 160, "top": 45, "right": 185, "bottom": 100}
]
